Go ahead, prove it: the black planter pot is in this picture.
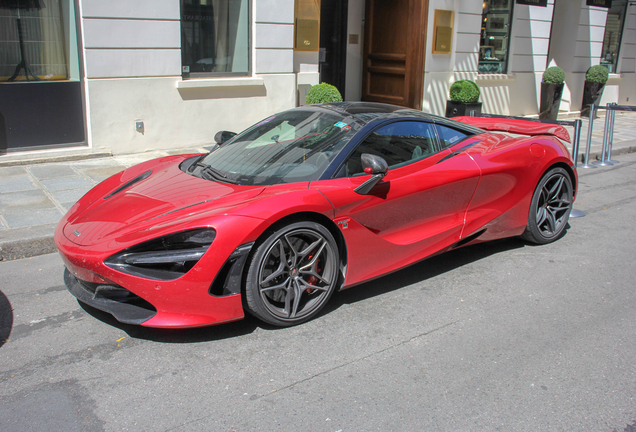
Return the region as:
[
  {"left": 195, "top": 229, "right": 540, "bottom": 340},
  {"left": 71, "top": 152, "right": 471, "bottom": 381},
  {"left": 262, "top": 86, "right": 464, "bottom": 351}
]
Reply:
[
  {"left": 580, "top": 81, "right": 605, "bottom": 118},
  {"left": 445, "top": 101, "right": 482, "bottom": 118},
  {"left": 539, "top": 82, "right": 564, "bottom": 120}
]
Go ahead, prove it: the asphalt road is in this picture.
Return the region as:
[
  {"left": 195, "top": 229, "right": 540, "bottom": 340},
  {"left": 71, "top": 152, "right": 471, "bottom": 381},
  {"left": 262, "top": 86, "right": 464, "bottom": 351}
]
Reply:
[{"left": 1, "top": 153, "right": 636, "bottom": 432}]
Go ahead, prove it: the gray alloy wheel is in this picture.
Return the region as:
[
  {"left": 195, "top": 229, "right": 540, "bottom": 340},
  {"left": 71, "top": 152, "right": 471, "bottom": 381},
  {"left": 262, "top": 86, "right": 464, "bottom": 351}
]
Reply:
[
  {"left": 521, "top": 167, "right": 573, "bottom": 244},
  {"left": 245, "top": 222, "right": 339, "bottom": 327}
]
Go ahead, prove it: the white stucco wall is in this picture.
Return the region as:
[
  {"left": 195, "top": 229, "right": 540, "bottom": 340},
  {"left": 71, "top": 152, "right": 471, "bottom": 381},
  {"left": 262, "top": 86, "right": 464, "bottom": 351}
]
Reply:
[
  {"left": 422, "top": 0, "right": 557, "bottom": 116},
  {"left": 550, "top": 1, "right": 608, "bottom": 112},
  {"left": 422, "top": 0, "right": 481, "bottom": 116},
  {"left": 86, "top": 75, "right": 296, "bottom": 154},
  {"left": 345, "top": 0, "right": 365, "bottom": 101},
  {"left": 79, "top": 0, "right": 298, "bottom": 155},
  {"left": 66, "top": 0, "right": 636, "bottom": 156}
]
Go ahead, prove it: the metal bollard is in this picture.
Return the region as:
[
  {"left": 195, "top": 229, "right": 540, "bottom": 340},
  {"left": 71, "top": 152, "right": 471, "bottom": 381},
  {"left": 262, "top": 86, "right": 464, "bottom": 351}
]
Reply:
[
  {"left": 607, "top": 102, "right": 619, "bottom": 164},
  {"left": 570, "top": 118, "right": 587, "bottom": 218},
  {"left": 580, "top": 103, "right": 598, "bottom": 168},
  {"left": 571, "top": 119, "right": 582, "bottom": 169},
  {"left": 593, "top": 103, "right": 614, "bottom": 166}
]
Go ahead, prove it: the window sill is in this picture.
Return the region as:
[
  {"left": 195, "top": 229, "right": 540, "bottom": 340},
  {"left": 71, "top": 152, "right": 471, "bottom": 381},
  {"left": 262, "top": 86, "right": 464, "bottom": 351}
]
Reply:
[
  {"left": 607, "top": 73, "right": 622, "bottom": 80},
  {"left": 475, "top": 73, "right": 516, "bottom": 81},
  {"left": 177, "top": 77, "right": 265, "bottom": 89}
]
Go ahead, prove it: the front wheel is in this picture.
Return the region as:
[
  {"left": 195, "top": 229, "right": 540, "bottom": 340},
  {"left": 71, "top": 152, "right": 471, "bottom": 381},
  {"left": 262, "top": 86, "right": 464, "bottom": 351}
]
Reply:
[
  {"left": 244, "top": 222, "right": 339, "bottom": 327},
  {"left": 521, "top": 167, "right": 573, "bottom": 244}
]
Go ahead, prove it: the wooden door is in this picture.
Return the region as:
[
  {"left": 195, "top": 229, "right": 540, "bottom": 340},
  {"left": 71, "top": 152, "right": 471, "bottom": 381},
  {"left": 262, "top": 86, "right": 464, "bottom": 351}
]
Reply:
[{"left": 361, "top": 0, "right": 428, "bottom": 109}]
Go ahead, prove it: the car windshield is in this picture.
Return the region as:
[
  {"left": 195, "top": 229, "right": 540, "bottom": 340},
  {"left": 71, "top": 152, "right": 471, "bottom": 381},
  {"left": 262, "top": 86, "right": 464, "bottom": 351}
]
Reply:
[{"left": 195, "top": 109, "right": 359, "bottom": 185}]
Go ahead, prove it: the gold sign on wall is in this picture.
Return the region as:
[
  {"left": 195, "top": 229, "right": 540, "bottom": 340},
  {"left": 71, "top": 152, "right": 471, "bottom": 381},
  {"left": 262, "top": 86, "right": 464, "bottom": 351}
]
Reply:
[
  {"left": 432, "top": 9, "right": 454, "bottom": 54},
  {"left": 296, "top": 19, "right": 319, "bottom": 51},
  {"left": 295, "top": 0, "right": 320, "bottom": 51},
  {"left": 435, "top": 27, "right": 452, "bottom": 52}
]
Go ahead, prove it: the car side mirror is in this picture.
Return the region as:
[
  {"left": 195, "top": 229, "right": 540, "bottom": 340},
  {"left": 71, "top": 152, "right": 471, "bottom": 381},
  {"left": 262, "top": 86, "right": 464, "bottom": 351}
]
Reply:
[
  {"left": 214, "top": 130, "right": 236, "bottom": 145},
  {"left": 354, "top": 153, "right": 388, "bottom": 195}
]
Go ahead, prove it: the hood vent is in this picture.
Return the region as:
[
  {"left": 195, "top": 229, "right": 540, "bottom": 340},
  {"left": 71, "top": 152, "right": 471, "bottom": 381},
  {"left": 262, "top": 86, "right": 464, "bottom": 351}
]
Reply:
[{"left": 104, "top": 170, "right": 152, "bottom": 200}]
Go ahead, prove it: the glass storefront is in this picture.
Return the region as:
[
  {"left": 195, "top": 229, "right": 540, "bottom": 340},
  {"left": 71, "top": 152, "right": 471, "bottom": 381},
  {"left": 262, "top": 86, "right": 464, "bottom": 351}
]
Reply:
[
  {"left": 0, "top": 0, "right": 80, "bottom": 82},
  {"left": 0, "top": 0, "right": 84, "bottom": 152}
]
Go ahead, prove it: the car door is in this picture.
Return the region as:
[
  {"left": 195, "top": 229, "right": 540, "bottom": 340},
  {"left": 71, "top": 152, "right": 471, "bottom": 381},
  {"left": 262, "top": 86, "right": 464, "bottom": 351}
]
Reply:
[{"left": 311, "top": 120, "right": 482, "bottom": 286}]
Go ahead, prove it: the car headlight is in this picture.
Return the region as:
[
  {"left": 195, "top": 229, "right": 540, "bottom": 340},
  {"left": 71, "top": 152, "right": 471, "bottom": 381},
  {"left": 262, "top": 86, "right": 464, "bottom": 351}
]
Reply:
[{"left": 105, "top": 228, "right": 216, "bottom": 281}]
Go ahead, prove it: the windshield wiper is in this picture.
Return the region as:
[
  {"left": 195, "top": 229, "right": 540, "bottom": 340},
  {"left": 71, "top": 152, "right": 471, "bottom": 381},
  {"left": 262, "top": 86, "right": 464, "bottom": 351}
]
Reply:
[
  {"left": 200, "top": 165, "right": 238, "bottom": 184},
  {"left": 187, "top": 155, "right": 207, "bottom": 173}
]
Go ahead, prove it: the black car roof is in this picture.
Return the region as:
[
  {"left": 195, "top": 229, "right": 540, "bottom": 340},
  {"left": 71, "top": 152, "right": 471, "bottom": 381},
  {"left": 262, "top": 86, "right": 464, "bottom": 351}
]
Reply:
[{"left": 300, "top": 102, "right": 484, "bottom": 134}]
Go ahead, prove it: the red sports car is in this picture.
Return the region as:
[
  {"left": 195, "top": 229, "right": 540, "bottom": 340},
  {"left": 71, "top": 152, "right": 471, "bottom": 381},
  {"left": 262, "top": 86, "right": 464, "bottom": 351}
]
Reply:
[{"left": 55, "top": 102, "right": 577, "bottom": 328}]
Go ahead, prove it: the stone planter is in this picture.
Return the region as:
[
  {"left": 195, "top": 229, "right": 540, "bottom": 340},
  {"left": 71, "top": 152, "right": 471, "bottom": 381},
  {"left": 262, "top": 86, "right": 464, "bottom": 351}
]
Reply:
[
  {"left": 539, "top": 82, "right": 564, "bottom": 121},
  {"left": 445, "top": 101, "right": 482, "bottom": 118},
  {"left": 580, "top": 81, "right": 605, "bottom": 118}
]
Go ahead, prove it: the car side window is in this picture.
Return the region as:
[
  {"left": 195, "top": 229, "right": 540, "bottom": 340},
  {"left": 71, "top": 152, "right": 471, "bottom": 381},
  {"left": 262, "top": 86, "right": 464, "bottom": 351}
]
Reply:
[
  {"left": 436, "top": 124, "right": 469, "bottom": 148},
  {"left": 339, "top": 121, "right": 439, "bottom": 177}
]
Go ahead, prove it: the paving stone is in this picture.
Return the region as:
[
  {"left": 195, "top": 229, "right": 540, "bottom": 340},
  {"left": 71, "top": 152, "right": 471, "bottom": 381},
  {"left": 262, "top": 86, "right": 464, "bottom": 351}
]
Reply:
[
  {"left": 79, "top": 166, "right": 125, "bottom": 183},
  {"left": 50, "top": 188, "right": 91, "bottom": 204},
  {"left": 0, "top": 175, "right": 37, "bottom": 193},
  {"left": 0, "top": 166, "right": 27, "bottom": 178},
  {"left": 28, "top": 164, "right": 77, "bottom": 179},
  {"left": 40, "top": 176, "right": 93, "bottom": 192},
  {"left": 60, "top": 202, "right": 77, "bottom": 212},
  {"left": 0, "top": 190, "right": 56, "bottom": 214},
  {"left": 3, "top": 208, "right": 63, "bottom": 228}
]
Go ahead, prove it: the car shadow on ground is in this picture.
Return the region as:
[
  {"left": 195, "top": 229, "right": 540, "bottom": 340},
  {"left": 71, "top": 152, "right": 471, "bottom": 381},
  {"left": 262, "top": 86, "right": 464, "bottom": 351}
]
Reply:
[
  {"left": 79, "top": 236, "right": 528, "bottom": 343},
  {"left": 324, "top": 236, "right": 527, "bottom": 314}
]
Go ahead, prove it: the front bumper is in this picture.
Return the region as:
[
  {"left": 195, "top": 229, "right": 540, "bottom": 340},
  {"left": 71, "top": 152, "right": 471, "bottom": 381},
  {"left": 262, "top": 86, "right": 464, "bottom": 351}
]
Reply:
[
  {"left": 56, "top": 215, "right": 268, "bottom": 328},
  {"left": 64, "top": 268, "right": 157, "bottom": 325}
]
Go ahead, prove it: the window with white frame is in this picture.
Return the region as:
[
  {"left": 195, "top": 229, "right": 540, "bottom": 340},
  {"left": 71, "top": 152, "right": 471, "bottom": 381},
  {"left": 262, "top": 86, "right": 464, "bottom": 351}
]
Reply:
[
  {"left": 600, "top": 0, "right": 628, "bottom": 73},
  {"left": 180, "top": 0, "right": 250, "bottom": 77},
  {"left": 479, "top": 0, "right": 514, "bottom": 74}
]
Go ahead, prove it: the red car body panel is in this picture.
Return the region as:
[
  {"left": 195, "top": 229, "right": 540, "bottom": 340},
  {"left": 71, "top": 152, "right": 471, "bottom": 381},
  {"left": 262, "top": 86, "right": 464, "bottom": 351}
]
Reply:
[
  {"left": 55, "top": 106, "right": 578, "bottom": 328},
  {"left": 312, "top": 145, "right": 482, "bottom": 286}
]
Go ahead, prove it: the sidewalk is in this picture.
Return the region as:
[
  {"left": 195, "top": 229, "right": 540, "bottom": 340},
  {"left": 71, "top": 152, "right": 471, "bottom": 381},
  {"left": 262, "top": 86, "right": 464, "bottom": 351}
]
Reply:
[
  {"left": 0, "top": 147, "right": 210, "bottom": 261},
  {"left": 1, "top": 112, "right": 636, "bottom": 261}
]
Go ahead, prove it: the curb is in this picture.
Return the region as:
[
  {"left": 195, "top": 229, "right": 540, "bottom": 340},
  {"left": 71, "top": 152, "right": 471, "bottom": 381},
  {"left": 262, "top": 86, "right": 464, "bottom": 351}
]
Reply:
[
  {"left": 0, "top": 224, "right": 58, "bottom": 262},
  {"left": 0, "top": 152, "right": 112, "bottom": 168},
  {"left": 0, "top": 237, "right": 57, "bottom": 261},
  {"left": 577, "top": 145, "right": 636, "bottom": 163}
]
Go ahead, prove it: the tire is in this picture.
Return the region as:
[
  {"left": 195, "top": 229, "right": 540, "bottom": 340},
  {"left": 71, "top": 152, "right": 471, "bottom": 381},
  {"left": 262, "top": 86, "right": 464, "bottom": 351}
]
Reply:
[
  {"left": 244, "top": 221, "right": 339, "bottom": 327},
  {"left": 521, "top": 167, "right": 573, "bottom": 245}
]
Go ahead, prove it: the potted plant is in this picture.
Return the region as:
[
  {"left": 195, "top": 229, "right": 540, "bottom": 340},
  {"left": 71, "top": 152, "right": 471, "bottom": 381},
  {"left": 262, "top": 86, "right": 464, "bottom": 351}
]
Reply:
[
  {"left": 306, "top": 83, "right": 343, "bottom": 105},
  {"left": 581, "top": 65, "right": 609, "bottom": 118},
  {"left": 445, "top": 80, "right": 482, "bottom": 117},
  {"left": 539, "top": 66, "right": 565, "bottom": 120}
]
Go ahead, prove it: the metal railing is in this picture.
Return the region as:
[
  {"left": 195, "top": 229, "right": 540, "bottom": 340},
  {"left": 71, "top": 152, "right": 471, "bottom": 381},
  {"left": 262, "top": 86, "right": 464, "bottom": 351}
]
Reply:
[{"left": 581, "top": 103, "right": 636, "bottom": 169}]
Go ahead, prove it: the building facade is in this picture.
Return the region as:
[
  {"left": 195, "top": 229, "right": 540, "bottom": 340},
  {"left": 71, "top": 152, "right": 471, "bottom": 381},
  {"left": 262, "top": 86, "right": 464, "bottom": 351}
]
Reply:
[{"left": 1, "top": 0, "right": 634, "bottom": 160}]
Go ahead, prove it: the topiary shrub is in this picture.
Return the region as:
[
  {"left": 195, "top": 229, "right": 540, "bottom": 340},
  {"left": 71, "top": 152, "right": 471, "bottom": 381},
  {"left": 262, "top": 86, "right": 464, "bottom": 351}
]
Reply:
[
  {"left": 306, "top": 83, "right": 343, "bottom": 105},
  {"left": 585, "top": 65, "right": 609, "bottom": 85},
  {"left": 543, "top": 66, "right": 565, "bottom": 84},
  {"left": 449, "top": 80, "right": 480, "bottom": 103}
]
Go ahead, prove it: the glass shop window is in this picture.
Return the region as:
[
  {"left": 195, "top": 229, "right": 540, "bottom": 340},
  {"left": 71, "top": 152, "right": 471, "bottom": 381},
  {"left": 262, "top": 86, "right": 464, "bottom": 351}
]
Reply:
[
  {"left": 479, "top": 0, "right": 514, "bottom": 74},
  {"left": 181, "top": 0, "right": 250, "bottom": 77},
  {"left": 600, "top": 1, "right": 628, "bottom": 73},
  {"left": 0, "top": 0, "right": 80, "bottom": 82}
]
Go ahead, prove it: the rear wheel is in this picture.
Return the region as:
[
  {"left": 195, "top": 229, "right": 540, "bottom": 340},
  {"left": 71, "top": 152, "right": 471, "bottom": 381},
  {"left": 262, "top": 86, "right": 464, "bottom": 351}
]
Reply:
[
  {"left": 521, "top": 167, "right": 573, "bottom": 244},
  {"left": 244, "top": 222, "right": 339, "bottom": 327}
]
